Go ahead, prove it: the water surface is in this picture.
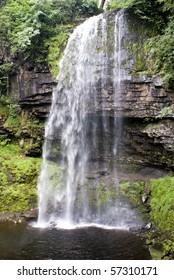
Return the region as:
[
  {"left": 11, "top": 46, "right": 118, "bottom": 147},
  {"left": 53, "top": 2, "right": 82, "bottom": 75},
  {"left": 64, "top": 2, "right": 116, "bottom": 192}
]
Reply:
[{"left": 0, "top": 223, "right": 150, "bottom": 260}]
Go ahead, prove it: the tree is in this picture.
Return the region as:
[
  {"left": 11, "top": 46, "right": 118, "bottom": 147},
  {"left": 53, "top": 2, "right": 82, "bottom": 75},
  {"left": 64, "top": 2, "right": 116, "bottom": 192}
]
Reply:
[{"left": 0, "top": 0, "right": 100, "bottom": 62}]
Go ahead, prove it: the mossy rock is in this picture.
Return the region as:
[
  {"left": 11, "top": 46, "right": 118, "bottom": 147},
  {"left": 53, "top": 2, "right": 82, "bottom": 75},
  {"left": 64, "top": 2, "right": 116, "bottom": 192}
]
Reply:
[
  {"left": 149, "top": 245, "right": 166, "bottom": 260},
  {"left": 150, "top": 176, "right": 174, "bottom": 231},
  {"left": 146, "top": 230, "right": 174, "bottom": 260},
  {"left": 119, "top": 180, "right": 145, "bottom": 206},
  {"left": 0, "top": 144, "right": 41, "bottom": 213}
]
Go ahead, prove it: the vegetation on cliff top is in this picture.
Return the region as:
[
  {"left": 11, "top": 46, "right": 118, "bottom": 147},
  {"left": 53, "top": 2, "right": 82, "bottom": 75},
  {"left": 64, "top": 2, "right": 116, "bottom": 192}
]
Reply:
[
  {"left": 107, "top": 0, "right": 174, "bottom": 86},
  {"left": 0, "top": 0, "right": 101, "bottom": 79},
  {"left": 0, "top": 0, "right": 173, "bottom": 84}
]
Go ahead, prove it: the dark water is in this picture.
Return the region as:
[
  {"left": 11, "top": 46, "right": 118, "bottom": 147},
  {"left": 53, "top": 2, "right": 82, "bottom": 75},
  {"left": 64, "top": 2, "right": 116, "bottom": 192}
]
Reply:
[{"left": 0, "top": 223, "right": 150, "bottom": 260}]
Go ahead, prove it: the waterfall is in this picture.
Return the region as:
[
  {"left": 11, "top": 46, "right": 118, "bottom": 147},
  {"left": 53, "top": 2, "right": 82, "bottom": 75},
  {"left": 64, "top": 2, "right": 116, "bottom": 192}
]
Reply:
[{"left": 37, "top": 10, "right": 141, "bottom": 229}]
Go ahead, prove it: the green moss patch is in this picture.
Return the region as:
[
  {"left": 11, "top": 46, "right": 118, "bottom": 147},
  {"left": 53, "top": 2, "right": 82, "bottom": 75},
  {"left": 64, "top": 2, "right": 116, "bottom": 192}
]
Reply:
[
  {"left": 146, "top": 230, "right": 174, "bottom": 260},
  {"left": 119, "top": 175, "right": 174, "bottom": 259},
  {"left": 0, "top": 144, "right": 41, "bottom": 213},
  {"left": 0, "top": 96, "right": 44, "bottom": 156},
  {"left": 150, "top": 176, "right": 174, "bottom": 231},
  {"left": 119, "top": 180, "right": 146, "bottom": 206}
]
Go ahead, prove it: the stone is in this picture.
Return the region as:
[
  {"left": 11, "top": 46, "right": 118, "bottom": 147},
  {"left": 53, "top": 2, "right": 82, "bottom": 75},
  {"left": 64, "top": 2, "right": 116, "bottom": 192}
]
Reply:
[
  {"left": 10, "top": 62, "right": 54, "bottom": 118},
  {"left": 145, "top": 222, "right": 152, "bottom": 230},
  {"left": 21, "top": 208, "right": 38, "bottom": 221},
  {"left": 142, "top": 194, "right": 149, "bottom": 203}
]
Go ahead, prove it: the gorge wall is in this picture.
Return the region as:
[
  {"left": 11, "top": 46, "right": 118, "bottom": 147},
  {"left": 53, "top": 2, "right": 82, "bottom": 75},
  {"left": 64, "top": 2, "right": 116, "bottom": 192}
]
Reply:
[
  {"left": 10, "top": 63, "right": 53, "bottom": 119},
  {"left": 5, "top": 9, "right": 174, "bottom": 169}
]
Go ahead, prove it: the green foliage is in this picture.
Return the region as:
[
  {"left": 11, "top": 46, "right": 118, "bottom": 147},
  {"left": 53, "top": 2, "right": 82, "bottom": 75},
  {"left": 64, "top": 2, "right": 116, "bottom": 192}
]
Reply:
[
  {"left": 107, "top": 0, "right": 174, "bottom": 86},
  {"left": 136, "top": 1, "right": 174, "bottom": 85},
  {"left": 0, "top": 144, "right": 41, "bottom": 212},
  {"left": 0, "top": 63, "right": 14, "bottom": 76},
  {"left": 0, "top": 0, "right": 100, "bottom": 63},
  {"left": 119, "top": 180, "right": 145, "bottom": 206},
  {"left": 107, "top": 0, "right": 134, "bottom": 9},
  {"left": 4, "top": 102, "right": 21, "bottom": 130},
  {"left": 0, "top": 96, "right": 21, "bottom": 132},
  {"left": 0, "top": 96, "right": 44, "bottom": 155},
  {"left": 146, "top": 18, "right": 174, "bottom": 85},
  {"left": 146, "top": 230, "right": 174, "bottom": 260},
  {"left": 157, "top": 0, "right": 174, "bottom": 12},
  {"left": 0, "top": 95, "right": 21, "bottom": 125},
  {"left": 150, "top": 176, "right": 174, "bottom": 231},
  {"left": 0, "top": 143, "right": 21, "bottom": 158},
  {"left": 45, "top": 25, "right": 71, "bottom": 79},
  {"left": 51, "top": 0, "right": 101, "bottom": 20},
  {"left": 119, "top": 175, "right": 174, "bottom": 233},
  {"left": 131, "top": 0, "right": 167, "bottom": 30},
  {"left": 0, "top": 63, "right": 15, "bottom": 95}
]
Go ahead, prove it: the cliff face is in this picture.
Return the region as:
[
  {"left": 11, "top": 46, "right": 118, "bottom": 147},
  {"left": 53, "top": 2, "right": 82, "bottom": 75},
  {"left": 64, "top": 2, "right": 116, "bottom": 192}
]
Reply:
[
  {"left": 10, "top": 63, "right": 53, "bottom": 118},
  {"left": 7, "top": 9, "right": 174, "bottom": 169}
]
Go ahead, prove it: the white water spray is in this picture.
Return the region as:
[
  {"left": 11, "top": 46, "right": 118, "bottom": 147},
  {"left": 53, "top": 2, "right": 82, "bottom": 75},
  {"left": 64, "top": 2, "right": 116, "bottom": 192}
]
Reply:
[{"left": 37, "top": 10, "right": 141, "bottom": 229}]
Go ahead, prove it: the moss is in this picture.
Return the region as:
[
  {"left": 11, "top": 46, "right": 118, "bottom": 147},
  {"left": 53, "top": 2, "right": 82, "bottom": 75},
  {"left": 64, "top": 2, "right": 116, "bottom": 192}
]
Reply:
[
  {"left": 119, "top": 180, "right": 145, "bottom": 206},
  {"left": 150, "top": 176, "right": 174, "bottom": 231},
  {"left": 125, "top": 11, "right": 156, "bottom": 75},
  {"left": 95, "top": 181, "right": 115, "bottom": 206},
  {"left": 85, "top": 180, "right": 116, "bottom": 208},
  {"left": 0, "top": 144, "right": 41, "bottom": 213},
  {"left": 119, "top": 176, "right": 174, "bottom": 259},
  {"left": 129, "top": 42, "right": 147, "bottom": 72},
  {"left": 0, "top": 97, "right": 44, "bottom": 156},
  {"left": 145, "top": 230, "right": 174, "bottom": 260},
  {"left": 149, "top": 245, "right": 165, "bottom": 260},
  {"left": 0, "top": 95, "right": 44, "bottom": 213},
  {"left": 45, "top": 25, "right": 72, "bottom": 79},
  {"left": 119, "top": 176, "right": 174, "bottom": 230}
]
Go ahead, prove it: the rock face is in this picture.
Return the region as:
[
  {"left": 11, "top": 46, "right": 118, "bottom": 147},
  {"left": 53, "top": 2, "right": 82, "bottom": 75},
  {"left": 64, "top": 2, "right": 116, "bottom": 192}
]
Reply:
[
  {"left": 10, "top": 63, "right": 54, "bottom": 118},
  {"left": 90, "top": 74, "right": 174, "bottom": 118},
  {"left": 7, "top": 9, "right": 174, "bottom": 169},
  {"left": 121, "top": 118, "right": 174, "bottom": 169}
]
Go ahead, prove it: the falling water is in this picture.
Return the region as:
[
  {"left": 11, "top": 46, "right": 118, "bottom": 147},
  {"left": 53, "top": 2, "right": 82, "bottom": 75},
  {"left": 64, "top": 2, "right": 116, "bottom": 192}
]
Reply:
[{"left": 37, "top": 10, "right": 141, "bottom": 229}]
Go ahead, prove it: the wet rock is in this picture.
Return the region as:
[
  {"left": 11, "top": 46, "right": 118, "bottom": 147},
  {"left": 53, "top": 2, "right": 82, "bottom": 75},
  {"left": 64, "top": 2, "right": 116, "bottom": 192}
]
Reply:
[
  {"left": 142, "top": 194, "right": 149, "bottom": 203},
  {"left": 149, "top": 245, "right": 165, "bottom": 260},
  {"left": 10, "top": 62, "right": 54, "bottom": 118},
  {"left": 21, "top": 208, "right": 38, "bottom": 221},
  {"left": 145, "top": 222, "right": 152, "bottom": 230},
  {"left": 0, "top": 213, "right": 25, "bottom": 224},
  {"left": 129, "top": 226, "right": 141, "bottom": 233}
]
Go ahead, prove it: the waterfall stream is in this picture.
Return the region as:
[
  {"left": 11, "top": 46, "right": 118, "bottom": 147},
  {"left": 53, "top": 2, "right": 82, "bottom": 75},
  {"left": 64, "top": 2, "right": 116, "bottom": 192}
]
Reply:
[{"left": 37, "top": 10, "right": 141, "bottom": 229}]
